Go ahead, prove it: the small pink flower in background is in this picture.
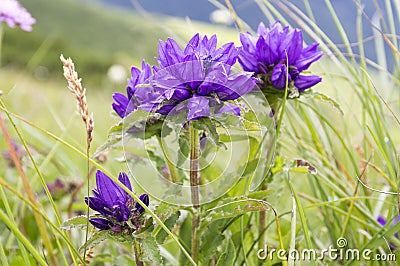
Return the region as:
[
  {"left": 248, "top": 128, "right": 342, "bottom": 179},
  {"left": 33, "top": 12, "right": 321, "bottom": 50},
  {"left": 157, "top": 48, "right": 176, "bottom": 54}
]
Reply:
[{"left": 0, "top": 0, "right": 35, "bottom": 31}]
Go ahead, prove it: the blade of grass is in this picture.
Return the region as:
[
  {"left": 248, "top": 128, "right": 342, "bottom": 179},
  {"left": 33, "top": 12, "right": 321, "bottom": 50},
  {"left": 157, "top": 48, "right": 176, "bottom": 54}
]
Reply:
[
  {"left": 0, "top": 209, "right": 47, "bottom": 266},
  {"left": 0, "top": 241, "right": 8, "bottom": 266},
  {"left": 288, "top": 174, "right": 297, "bottom": 266},
  {"left": 0, "top": 186, "right": 31, "bottom": 266},
  {"left": 288, "top": 182, "right": 314, "bottom": 262}
]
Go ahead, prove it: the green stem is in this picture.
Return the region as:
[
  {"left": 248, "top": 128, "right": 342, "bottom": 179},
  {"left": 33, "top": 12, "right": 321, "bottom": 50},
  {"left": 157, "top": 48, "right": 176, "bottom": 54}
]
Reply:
[
  {"left": 189, "top": 124, "right": 200, "bottom": 263},
  {"left": 133, "top": 240, "right": 144, "bottom": 266},
  {"left": 157, "top": 135, "right": 178, "bottom": 183}
]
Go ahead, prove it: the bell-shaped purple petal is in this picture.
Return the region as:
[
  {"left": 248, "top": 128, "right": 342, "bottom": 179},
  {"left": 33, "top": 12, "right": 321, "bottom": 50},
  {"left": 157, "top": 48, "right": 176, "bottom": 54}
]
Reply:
[
  {"left": 238, "top": 48, "right": 258, "bottom": 72},
  {"left": 112, "top": 93, "right": 130, "bottom": 118},
  {"left": 95, "top": 170, "right": 127, "bottom": 206},
  {"left": 213, "top": 42, "right": 238, "bottom": 66},
  {"left": 240, "top": 32, "right": 257, "bottom": 53},
  {"left": 134, "top": 194, "right": 149, "bottom": 214},
  {"left": 271, "top": 63, "right": 290, "bottom": 89},
  {"left": 158, "top": 38, "right": 185, "bottom": 68},
  {"left": 282, "top": 29, "right": 303, "bottom": 65},
  {"left": 187, "top": 96, "right": 210, "bottom": 120},
  {"left": 257, "top": 22, "right": 268, "bottom": 36},
  {"left": 215, "top": 72, "right": 256, "bottom": 101},
  {"left": 295, "top": 43, "right": 323, "bottom": 71},
  {"left": 215, "top": 103, "right": 241, "bottom": 116},
  {"left": 85, "top": 196, "right": 113, "bottom": 217},
  {"left": 112, "top": 201, "right": 131, "bottom": 222},
  {"left": 118, "top": 172, "right": 132, "bottom": 199},
  {"left": 294, "top": 75, "right": 322, "bottom": 91},
  {"left": 89, "top": 218, "right": 114, "bottom": 230},
  {"left": 184, "top": 33, "right": 201, "bottom": 55}
]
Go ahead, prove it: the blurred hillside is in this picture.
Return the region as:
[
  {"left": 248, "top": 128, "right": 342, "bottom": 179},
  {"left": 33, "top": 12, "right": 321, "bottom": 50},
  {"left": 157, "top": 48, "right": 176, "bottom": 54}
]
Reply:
[
  {"left": 2, "top": 0, "right": 241, "bottom": 88},
  {"left": 2, "top": 0, "right": 169, "bottom": 86}
]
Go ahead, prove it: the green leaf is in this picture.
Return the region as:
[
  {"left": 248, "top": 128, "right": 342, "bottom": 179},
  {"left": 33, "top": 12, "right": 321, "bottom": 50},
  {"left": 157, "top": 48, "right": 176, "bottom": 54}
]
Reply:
[
  {"left": 178, "top": 215, "right": 192, "bottom": 266},
  {"left": 270, "top": 156, "right": 286, "bottom": 175},
  {"left": 247, "top": 190, "right": 274, "bottom": 200},
  {"left": 301, "top": 89, "right": 343, "bottom": 114},
  {"left": 200, "top": 220, "right": 226, "bottom": 264},
  {"left": 155, "top": 211, "right": 180, "bottom": 244},
  {"left": 216, "top": 239, "right": 235, "bottom": 266},
  {"left": 291, "top": 159, "right": 318, "bottom": 175},
  {"left": 132, "top": 217, "right": 154, "bottom": 238},
  {"left": 79, "top": 230, "right": 109, "bottom": 252},
  {"left": 203, "top": 197, "right": 267, "bottom": 223},
  {"left": 140, "top": 236, "right": 163, "bottom": 265},
  {"left": 61, "top": 215, "right": 89, "bottom": 230},
  {"left": 193, "top": 117, "right": 222, "bottom": 147}
]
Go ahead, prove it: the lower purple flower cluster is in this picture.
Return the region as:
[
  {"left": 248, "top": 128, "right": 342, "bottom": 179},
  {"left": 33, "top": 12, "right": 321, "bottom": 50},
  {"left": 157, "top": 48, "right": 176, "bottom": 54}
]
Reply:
[{"left": 85, "top": 170, "right": 149, "bottom": 232}]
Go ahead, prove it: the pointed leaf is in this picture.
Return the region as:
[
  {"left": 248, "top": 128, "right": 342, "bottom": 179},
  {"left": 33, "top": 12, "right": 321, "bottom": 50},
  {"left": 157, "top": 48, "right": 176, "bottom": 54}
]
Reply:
[
  {"left": 61, "top": 215, "right": 89, "bottom": 230},
  {"left": 140, "top": 236, "right": 163, "bottom": 265},
  {"left": 79, "top": 230, "right": 109, "bottom": 252}
]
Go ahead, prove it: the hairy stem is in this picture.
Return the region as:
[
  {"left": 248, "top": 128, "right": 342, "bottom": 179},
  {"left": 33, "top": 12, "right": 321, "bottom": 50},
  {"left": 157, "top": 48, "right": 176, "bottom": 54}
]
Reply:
[
  {"left": 189, "top": 124, "right": 200, "bottom": 263},
  {"left": 190, "top": 125, "right": 200, "bottom": 207},
  {"left": 133, "top": 240, "right": 144, "bottom": 266}
]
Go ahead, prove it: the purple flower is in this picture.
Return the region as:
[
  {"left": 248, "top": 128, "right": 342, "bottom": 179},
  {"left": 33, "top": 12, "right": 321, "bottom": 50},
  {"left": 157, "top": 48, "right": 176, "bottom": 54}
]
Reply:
[
  {"left": 112, "top": 61, "right": 153, "bottom": 118},
  {"left": 0, "top": 0, "right": 35, "bottom": 32},
  {"left": 238, "top": 21, "right": 323, "bottom": 93},
  {"left": 112, "top": 34, "right": 255, "bottom": 121},
  {"left": 147, "top": 34, "right": 256, "bottom": 120},
  {"left": 85, "top": 170, "right": 149, "bottom": 231}
]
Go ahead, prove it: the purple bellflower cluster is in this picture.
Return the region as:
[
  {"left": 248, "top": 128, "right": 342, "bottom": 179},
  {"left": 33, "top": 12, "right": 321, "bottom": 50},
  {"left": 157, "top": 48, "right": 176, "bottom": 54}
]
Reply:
[
  {"left": 0, "top": 0, "right": 35, "bottom": 32},
  {"left": 112, "top": 34, "right": 256, "bottom": 121},
  {"left": 85, "top": 170, "right": 149, "bottom": 232},
  {"left": 238, "top": 21, "right": 322, "bottom": 95}
]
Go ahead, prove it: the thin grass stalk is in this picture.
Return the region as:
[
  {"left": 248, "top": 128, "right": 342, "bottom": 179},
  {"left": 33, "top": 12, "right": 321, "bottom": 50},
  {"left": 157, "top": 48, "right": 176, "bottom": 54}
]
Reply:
[
  {"left": 0, "top": 186, "right": 31, "bottom": 266},
  {"left": 224, "top": 0, "right": 245, "bottom": 32},
  {"left": 323, "top": 0, "right": 357, "bottom": 67},
  {"left": 0, "top": 241, "right": 8, "bottom": 266},
  {"left": 0, "top": 209, "right": 47, "bottom": 266},
  {"left": 288, "top": 177, "right": 296, "bottom": 266},
  {"left": 60, "top": 54, "right": 94, "bottom": 261},
  {"left": 0, "top": 113, "right": 57, "bottom": 265},
  {"left": 288, "top": 182, "right": 314, "bottom": 252}
]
